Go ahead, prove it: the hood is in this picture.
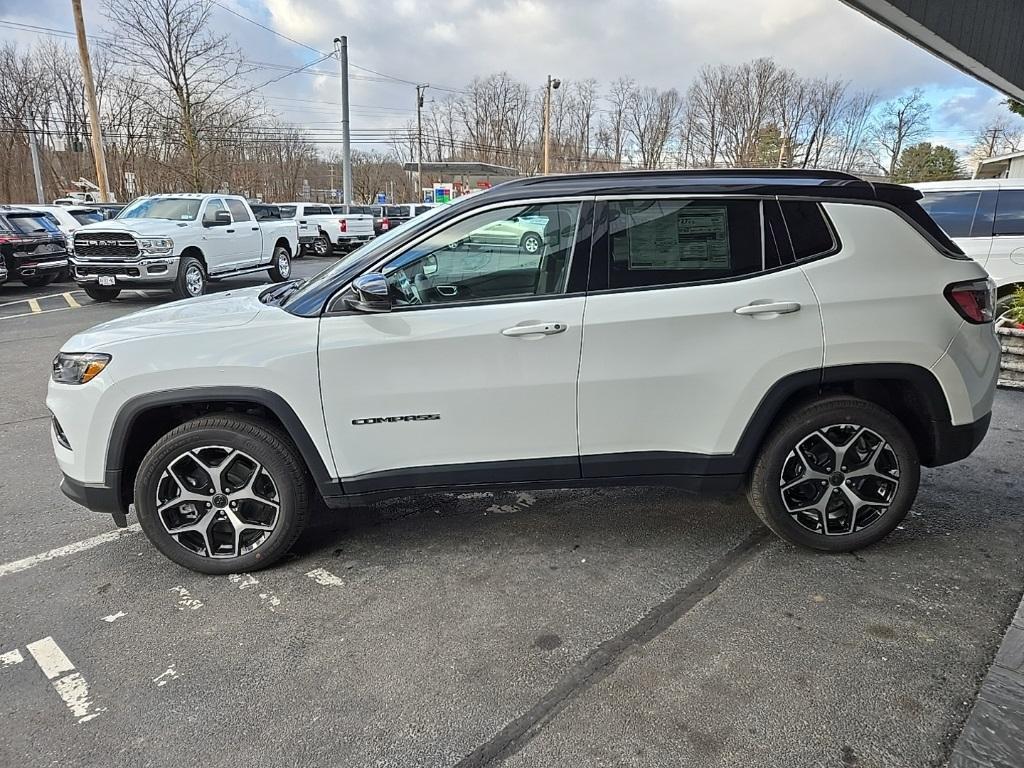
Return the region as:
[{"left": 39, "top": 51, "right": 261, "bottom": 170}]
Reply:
[
  {"left": 63, "top": 286, "right": 269, "bottom": 350},
  {"left": 76, "top": 218, "right": 195, "bottom": 237}
]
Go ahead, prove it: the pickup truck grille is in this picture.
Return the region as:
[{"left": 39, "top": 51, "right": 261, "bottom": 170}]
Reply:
[{"left": 74, "top": 232, "right": 139, "bottom": 260}]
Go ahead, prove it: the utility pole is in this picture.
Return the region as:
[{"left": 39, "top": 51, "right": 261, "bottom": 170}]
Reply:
[
  {"left": 71, "top": 0, "right": 111, "bottom": 203},
  {"left": 27, "top": 126, "right": 45, "bottom": 204},
  {"left": 416, "top": 84, "right": 428, "bottom": 202},
  {"left": 543, "top": 75, "right": 561, "bottom": 175},
  {"left": 984, "top": 127, "right": 1003, "bottom": 159},
  {"left": 334, "top": 36, "right": 353, "bottom": 207}
]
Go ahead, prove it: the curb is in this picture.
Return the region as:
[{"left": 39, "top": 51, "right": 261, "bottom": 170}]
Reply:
[{"left": 949, "top": 592, "right": 1024, "bottom": 767}]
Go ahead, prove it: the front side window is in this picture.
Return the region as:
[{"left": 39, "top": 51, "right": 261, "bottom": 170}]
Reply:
[
  {"left": 226, "top": 199, "right": 251, "bottom": 222},
  {"left": 383, "top": 202, "right": 581, "bottom": 307},
  {"left": 918, "top": 190, "right": 981, "bottom": 239},
  {"left": 606, "top": 199, "right": 764, "bottom": 289},
  {"left": 994, "top": 189, "right": 1024, "bottom": 236},
  {"left": 203, "top": 199, "right": 228, "bottom": 225}
]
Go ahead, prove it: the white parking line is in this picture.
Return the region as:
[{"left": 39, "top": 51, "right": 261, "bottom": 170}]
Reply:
[
  {"left": 1, "top": 649, "right": 24, "bottom": 668},
  {"left": 0, "top": 524, "right": 141, "bottom": 578},
  {"left": 26, "top": 637, "right": 104, "bottom": 724}
]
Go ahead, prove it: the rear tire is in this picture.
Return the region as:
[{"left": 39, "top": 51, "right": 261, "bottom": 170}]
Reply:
[
  {"left": 82, "top": 285, "right": 121, "bottom": 302},
  {"left": 268, "top": 245, "right": 292, "bottom": 282},
  {"left": 313, "top": 234, "right": 331, "bottom": 256},
  {"left": 173, "top": 256, "right": 206, "bottom": 300},
  {"left": 747, "top": 396, "right": 920, "bottom": 552},
  {"left": 133, "top": 415, "right": 311, "bottom": 574}
]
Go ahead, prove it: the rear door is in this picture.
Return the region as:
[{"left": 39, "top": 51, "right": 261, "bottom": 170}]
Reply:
[
  {"left": 577, "top": 197, "right": 823, "bottom": 478},
  {"left": 225, "top": 198, "right": 262, "bottom": 266}
]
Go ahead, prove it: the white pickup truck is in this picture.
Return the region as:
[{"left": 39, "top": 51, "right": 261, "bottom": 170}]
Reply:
[
  {"left": 277, "top": 202, "right": 375, "bottom": 256},
  {"left": 70, "top": 193, "right": 299, "bottom": 301}
]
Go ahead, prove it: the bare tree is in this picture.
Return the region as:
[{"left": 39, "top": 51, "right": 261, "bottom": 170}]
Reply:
[
  {"left": 625, "top": 86, "right": 682, "bottom": 168},
  {"left": 872, "top": 89, "right": 931, "bottom": 178},
  {"left": 105, "top": 0, "right": 258, "bottom": 191}
]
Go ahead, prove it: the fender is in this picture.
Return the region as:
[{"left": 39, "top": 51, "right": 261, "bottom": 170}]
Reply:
[{"left": 106, "top": 386, "right": 340, "bottom": 497}]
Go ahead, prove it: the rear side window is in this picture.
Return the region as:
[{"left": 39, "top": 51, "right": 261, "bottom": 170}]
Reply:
[
  {"left": 226, "top": 199, "right": 251, "bottom": 222},
  {"left": 606, "top": 199, "right": 764, "bottom": 289},
  {"left": 414, "top": 206, "right": 432, "bottom": 216},
  {"left": 918, "top": 191, "right": 980, "bottom": 238},
  {"left": 307, "top": 205, "right": 331, "bottom": 216},
  {"left": 780, "top": 201, "right": 836, "bottom": 260},
  {"left": 278, "top": 206, "right": 296, "bottom": 218},
  {"left": 994, "top": 190, "right": 1024, "bottom": 235},
  {"left": 385, "top": 206, "right": 405, "bottom": 217}
]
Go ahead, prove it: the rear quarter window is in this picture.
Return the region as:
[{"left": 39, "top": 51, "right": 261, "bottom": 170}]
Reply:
[{"left": 780, "top": 201, "right": 837, "bottom": 260}]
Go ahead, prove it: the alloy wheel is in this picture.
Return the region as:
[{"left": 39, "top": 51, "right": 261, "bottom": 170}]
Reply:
[
  {"left": 314, "top": 237, "right": 329, "bottom": 256},
  {"left": 778, "top": 424, "right": 901, "bottom": 536},
  {"left": 522, "top": 234, "right": 541, "bottom": 254},
  {"left": 277, "top": 248, "right": 291, "bottom": 277},
  {"left": 155, "top": 445, "right": 281, "bottom": 558},
  {"left": 185, "top": 263, "right": 205, "bottom": 296}
]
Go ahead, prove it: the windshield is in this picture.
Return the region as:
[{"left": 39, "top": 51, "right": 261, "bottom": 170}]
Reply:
[
  {"left": 117, "top": 197, "right": 202, "bottom": 221},
  {"left": 282, "top": 202, "right": 455, "bottom": 309},
  {"left": 71, "top": 209, "right": 104, "bottom": 225}
]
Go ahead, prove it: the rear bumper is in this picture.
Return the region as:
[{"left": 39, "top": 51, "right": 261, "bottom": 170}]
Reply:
[{"left": 927, "top": 411, "right": 992, "bottom": 467}]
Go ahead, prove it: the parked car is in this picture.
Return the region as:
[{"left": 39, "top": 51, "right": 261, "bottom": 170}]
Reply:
[
  {"left": 49, "top": 169, "right": 999, "bottom": 573},
  {"left": 278, "top": 202, "right": 374, "bottom": 255},
  {"left": 912, "top": 179, "right": 1024, "bottom": 311},
  {"left": 70, "top": 193, "right": 299, "bottom": 301},
  {"left": 331, "top": 204, "right": 420, "bottom": 236},
  {"left": 0, "top": 206, "right": 70, "bottom": 287},
  {"left": 23, "top": 204, "right": 105, "bottom": 245}
]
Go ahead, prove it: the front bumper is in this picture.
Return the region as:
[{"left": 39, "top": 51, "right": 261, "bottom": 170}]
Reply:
[
  {"left": 60, "top": 470, "right": 126, "bottom": 518},
  {"left": 72, "top": 255, "right": 180, "bottom": 286}
]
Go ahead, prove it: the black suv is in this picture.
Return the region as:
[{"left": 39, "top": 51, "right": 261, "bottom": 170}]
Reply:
[{"left": 0, "top": 207, "right": 69, "bottom": 287}]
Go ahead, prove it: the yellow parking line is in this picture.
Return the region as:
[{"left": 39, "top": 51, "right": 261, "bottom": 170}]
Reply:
[
  {"left": 27, "top": 298, "right": 41, "bottom": 314},
  {"left": 63, "top": 292, "right": 81, "bottom": 309}
]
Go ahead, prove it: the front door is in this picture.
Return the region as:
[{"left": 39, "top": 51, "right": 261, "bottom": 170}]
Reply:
[
  {"left": 577, "top": 197, "right": 824, "bottom": 476},
  {"left": 225, "top": 198, "right": 262, "bottom": 267},
  {"left": 199, "top": 198, "right": 243, "bottom": 274},
  {"left": 318, "top": 199, "right": 590, "bottom": 493}
]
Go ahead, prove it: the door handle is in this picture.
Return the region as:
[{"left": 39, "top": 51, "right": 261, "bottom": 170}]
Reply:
[
  {"left": 734, "top": 301, "right": 801, "bottom": 316},
  {"left": 251, "top": 227, "right": 259, "bottom": 231},
  {"left": 502, "top": 322, "right": 567, "bottom": 337},
  {"left": 226, "top": 229, "right": 235, "bottom": 233}
]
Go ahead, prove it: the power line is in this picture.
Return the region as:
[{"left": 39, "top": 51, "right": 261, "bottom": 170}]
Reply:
[{"left": 208, "top": 0, "right": 326, "bottom": 56}]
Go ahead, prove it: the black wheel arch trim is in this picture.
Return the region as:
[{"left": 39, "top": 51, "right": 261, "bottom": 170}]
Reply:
[{"left": 106, "top": 386, "right": 338, "bottom": 496}]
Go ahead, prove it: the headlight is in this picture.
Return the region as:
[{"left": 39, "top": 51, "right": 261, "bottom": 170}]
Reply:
[
  {"left": 137, "top": 237, "right": 173, "bottom": 253},
  {"left": 52, "top": 352, "right": 111, "bottom": 385}
]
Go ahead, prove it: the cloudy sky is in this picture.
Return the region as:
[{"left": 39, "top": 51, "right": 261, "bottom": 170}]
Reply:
[{"left": 0, "top": 0, "right": 1019, "bottom": 155}]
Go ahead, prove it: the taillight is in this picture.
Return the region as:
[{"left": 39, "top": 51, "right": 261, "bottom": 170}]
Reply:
[
  {"left": 339, "top": 219, "right": 347, "bottom": 233},
  {"left": 381, "top": 217, "right": 390, "bottom": 231},
  {"left": 945, "top": 279, "right": 995, "bottom": 324}
]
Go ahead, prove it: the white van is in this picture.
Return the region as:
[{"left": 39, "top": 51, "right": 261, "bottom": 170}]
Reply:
[{"left": 912, "top": 179, "right": 1024, "bottom": 308}]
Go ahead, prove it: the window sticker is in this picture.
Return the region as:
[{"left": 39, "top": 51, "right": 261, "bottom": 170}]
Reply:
[{"left": 624, "top": 204, "right": 730, "bottom": 270}]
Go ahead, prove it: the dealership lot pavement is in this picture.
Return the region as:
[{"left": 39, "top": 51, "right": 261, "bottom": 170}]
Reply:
[{"left": 0, "top": 261, "right": 1022, "bottom": 767}]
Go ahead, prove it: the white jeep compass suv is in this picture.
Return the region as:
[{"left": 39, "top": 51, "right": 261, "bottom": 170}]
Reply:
[{"left": 48, "top": 170, "right": 1000, "bottom": 574}]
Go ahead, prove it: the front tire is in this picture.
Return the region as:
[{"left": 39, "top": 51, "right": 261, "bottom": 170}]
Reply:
[
  {"left": 82, "top": 285, "right": 121, "bottom": 302},
  {"left": 747, "top": 397, "right": 920, "bottom": 552},
  {"left": 268, "top": 245, "right": 292, "bottom": 282},
  {"left": 134, "top": 415, "right": 311, "bottom": 574},
  {"left": 173, "top": 256, "right": 206, "bottom": 300}
]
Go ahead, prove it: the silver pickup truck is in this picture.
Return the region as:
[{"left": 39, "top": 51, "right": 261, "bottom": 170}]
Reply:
[{"left": 71, "top": 194, "right": 299, "bottom": 301}]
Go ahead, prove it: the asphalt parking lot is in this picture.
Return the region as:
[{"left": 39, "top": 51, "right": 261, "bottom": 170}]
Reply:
[{"left": 0, "top": 259, "right": 1022, "bottom": 768}]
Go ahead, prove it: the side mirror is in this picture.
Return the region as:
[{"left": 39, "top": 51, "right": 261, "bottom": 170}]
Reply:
[
  {"left": 345, "top": 273, "right": 392, "bottom": 313},
  {"left": 205, "top": 210, "right": 232, "bottom": 227}
]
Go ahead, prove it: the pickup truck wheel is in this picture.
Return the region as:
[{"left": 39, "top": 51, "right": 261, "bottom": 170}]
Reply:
[
  {"left": 314, "top": 234, "right": 331, "bottom": 256},
  {"left": 134, "top": 415, "right": 311, "bottom": 574},
  {"left": 82, "top": 286, "right": 121, "bottom": 301},
  {"left": 173, "top": 256, "right": 206, "bottom": 299},
  {"left": 747, "top": 397, "right": 920, "bottom": 553},
  {"left": 268, "top": 245, "right": 292, "bottom": 282}
]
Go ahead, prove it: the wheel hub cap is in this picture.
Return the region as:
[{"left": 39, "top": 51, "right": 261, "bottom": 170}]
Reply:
[
  {"left": 779, "top": 424, "right": 901, "bottom": 536},
  {"left": 155, "top": 446, "right": 280, "bottom": 559}
]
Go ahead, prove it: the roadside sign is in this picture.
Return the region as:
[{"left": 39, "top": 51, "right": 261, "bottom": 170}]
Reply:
[
  {"left": 376, "top": 193, "right": 386, "bottom": 204},
  {"left": 422, "top": 189, "right": 434, "bottom": 204}
]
